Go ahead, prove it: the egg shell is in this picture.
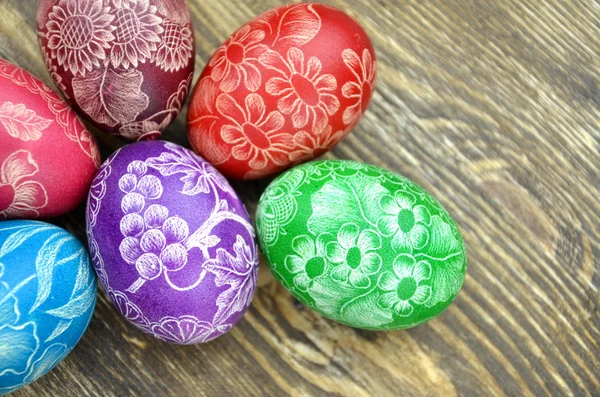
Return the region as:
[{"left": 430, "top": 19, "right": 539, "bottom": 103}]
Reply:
[
  {"left": 256, "top": 160, "right": 467, "bottom": 330},
  {"left": 36, "top": 0, "right": 195, "bottom": 139},
  {"left": 0, "top": 220, "right": 97, "bottom": 394},
  {"left": 0, "top": 58, "right": 100, "bottom": 219},
  {"left": 187, "top": 3, "right": 376, "bottom": 180},
  {"left": 86, "top": 140, "right": 258, "bottom": 344}
]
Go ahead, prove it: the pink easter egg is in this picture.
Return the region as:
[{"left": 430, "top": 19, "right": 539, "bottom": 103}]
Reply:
[{"left": 0, "top": 58, "right": 100, "bottom": 219}]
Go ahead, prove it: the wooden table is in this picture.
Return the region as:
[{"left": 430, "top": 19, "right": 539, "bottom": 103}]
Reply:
[{"left": 1, "top": 0, "right": 599, "bottom": 396}]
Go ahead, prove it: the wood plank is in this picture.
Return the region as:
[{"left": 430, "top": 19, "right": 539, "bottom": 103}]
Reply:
[{"left": 1, "top": 0, "right": 598, "bottom": 396}]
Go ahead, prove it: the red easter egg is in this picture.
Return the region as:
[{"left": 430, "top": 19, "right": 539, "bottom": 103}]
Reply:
[
  {"left": 0, "top": 58, "right": 100, "bottom": 219},
  {"left": 36, "top": 0, "right": 195, "bottom": 139},
  {"left": 187, "top": 3, "right": 376, "bottom": 180}
]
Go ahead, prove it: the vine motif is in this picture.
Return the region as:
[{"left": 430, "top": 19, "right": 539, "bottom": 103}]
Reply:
[{"left": 88, "top": 142, "right": 258, "bottom": 344}]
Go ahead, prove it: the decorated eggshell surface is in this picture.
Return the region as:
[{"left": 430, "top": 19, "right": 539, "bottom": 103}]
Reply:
[
  {"left": 0, "top": 220, "right": 97, "bottom": 395},
  {"left": 36, "top": 0, "right": 195, "bottom": 139},
  {"left": 188, "top": 3, "right": 376, "bottom": 180},
  {"left": 0, "top": 58, "right": 99, "bottom": 220},
  {"left": 86, "top": 140, "right": 258, "bottom": 344},
  {"left": 256, "top": 160, "right": 467, "bottom": 330}
]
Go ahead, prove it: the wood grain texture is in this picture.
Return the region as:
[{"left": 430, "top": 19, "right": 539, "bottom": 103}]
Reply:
[{"left": 1, "top": 0, "right": 599, "bottom": 396}]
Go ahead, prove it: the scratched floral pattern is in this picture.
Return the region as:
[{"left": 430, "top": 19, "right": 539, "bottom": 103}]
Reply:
[
  {"left": 87, "top": 141, "right": 258, "bottom": 344},
  {"left": 257, "top": 160, "right": 467, "bottom": 330},
  {"left": 188, "top": 3, "right": 377, "bottom": 179},
  {"left": 37, "top": 0, "right": 195, "bottom": 138}
]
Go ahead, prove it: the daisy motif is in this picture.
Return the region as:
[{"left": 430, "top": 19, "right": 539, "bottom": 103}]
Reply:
[
  {"left": 45, "top": 0, "right": 116, "bottom": 76},
  {"left": 0, "top": 151, "right": 48, "bottom": 219},
  {"left": 325, "top": 223, "right": 382, "bottom": 288},
  {"left": 217, "top": 93, "right": 292, "bottom": 170},
  {"left": 285, "top": 234, "right": 330, "bottom": 292},
  {"left": 209, "top": 25, "right": 267, "bottom": 92},
  {"left": 154, "top": 20, "right": 194, "bottom": 72},
  {"left": 377, "top": 254, "right": 432, "bottom": 317},
  {"left": 109, "top": 0, "right": 163, "bottom": 69},
  {"left": 261, "top": 47, "right": 340, "bottom": 134},
  {"left": 377, "top": 191, "right": 431, "bottom": 252},
  {"left": 341, "top": 48, "right": 376, "bottom": 126}
]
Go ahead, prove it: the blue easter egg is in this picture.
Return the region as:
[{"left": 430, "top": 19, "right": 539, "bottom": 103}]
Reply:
[{"left": 0, "top": 220, "right": 97, "bottom": 394}]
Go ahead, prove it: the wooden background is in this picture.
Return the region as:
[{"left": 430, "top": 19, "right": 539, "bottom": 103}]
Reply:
[{"left": 1, "top": 0, "right": 599, "bottom": 396}]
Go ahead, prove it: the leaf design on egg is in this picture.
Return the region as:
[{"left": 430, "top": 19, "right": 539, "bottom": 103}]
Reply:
[
  {"left": 72, "top": 67, "right": 149, "bottom": 128},
  {"left": 30, "top": 233, "right": 77, "bottom": 313},
  {"left": 204, "top": 235, "right": 257, "bottom": 326},
  {"left": 0, "top": 223, "right": 54, "bottom": 258},
  {"left": 0, "top": 102, "right": 52, "bottom": 141},
  {"left": 419, "top": 216, "right": 466, "bottom": 308},
  {"left": 45, "top": 253, "right": 96, "bottom": 321},
  {"left": 273, "top": 4, "right": 321, "bottom": 47}
]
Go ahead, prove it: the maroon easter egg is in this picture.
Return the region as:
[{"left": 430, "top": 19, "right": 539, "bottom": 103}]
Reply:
[
  {"left": 36, "top": 0, "right": 195, "bottom": 139},
  {"left": 0, "top": 58, "right": 99, "bottom": 219},
  {"left": 187, "top": 3, "right": 376, "bottom": 180}
]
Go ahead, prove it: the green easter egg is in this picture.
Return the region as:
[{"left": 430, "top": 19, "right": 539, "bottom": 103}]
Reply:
[{"left": 256, "top": 160, "right": 467, "bottom": 330}]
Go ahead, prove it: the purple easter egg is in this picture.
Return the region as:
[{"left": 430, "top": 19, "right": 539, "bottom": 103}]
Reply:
[{"left": 86, "top": 140, "right": 258, "bottom": 344}]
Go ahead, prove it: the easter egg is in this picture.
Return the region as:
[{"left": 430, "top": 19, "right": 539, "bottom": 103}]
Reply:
[
  {"left": 0, "top": 220, "right": 97, "bottom": 394},
  {"left": 256, "top": 160, "right": 467, "bottom": 330},
  {"left": 86, "top": 140, "right": 258, "bottom": 344},
  {"left": 0, "top": 58, "right": 100, "bottom": 219},
  {"left": 36, "top": 0, "right": 195, "bottom": 139},
  {"left": 187, "top": 3, "right": 376, "bottom": 180}
]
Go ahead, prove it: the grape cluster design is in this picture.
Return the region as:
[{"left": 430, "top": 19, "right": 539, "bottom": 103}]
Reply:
[{"left": 118, "top": 160, "right": 191, "bottom": 284}]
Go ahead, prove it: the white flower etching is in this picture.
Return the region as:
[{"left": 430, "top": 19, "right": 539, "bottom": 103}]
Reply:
[
  {"left": 341, "top": 48, "right": 376, "bottom": 126},
  {"left": 285, "top": 234, "right": 330, "bottom": 292},
  {"left": 154, "top": 20, "right": 193, "bottom": 72},
  {"left": 209, "top": 25, "right": 267, "bottom": 92},
  {"left": 23, "top": 344, "right": 68, "bottom": 384},
  {"left": 0, "top": 322, "right": 39, "bottom": 376},
  {"left": 288, "top": 128, "right": 349, "bottom": 163},
  {"left": 151, "top": 316, "right": 230, "bottom": 345},
  {"left": 45, "top": 0, "right": 116, "bottom": 76},
  {"left": 377, "top": 191, "right": 432, "bottom": 252},
  {"left": 261, "top": 47, "right": 339, "bottom": 134},
  {"left": 0, "top": 102, "right": 52, "bottom": 141},
  {"left": 0, "top": 151, "right": 48, "bottom": 219},
  {"left": 325, "top": 223, "right": 382, "bottom": 288},
  {"left": 109, "top": 0, "right": 163, "bottom": 69},
  {"left": 217, "top": 93, "right": 292, "bottom": 170},
  {"left": 377, "top": 254, "right": 432, "bottom": 316}
]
